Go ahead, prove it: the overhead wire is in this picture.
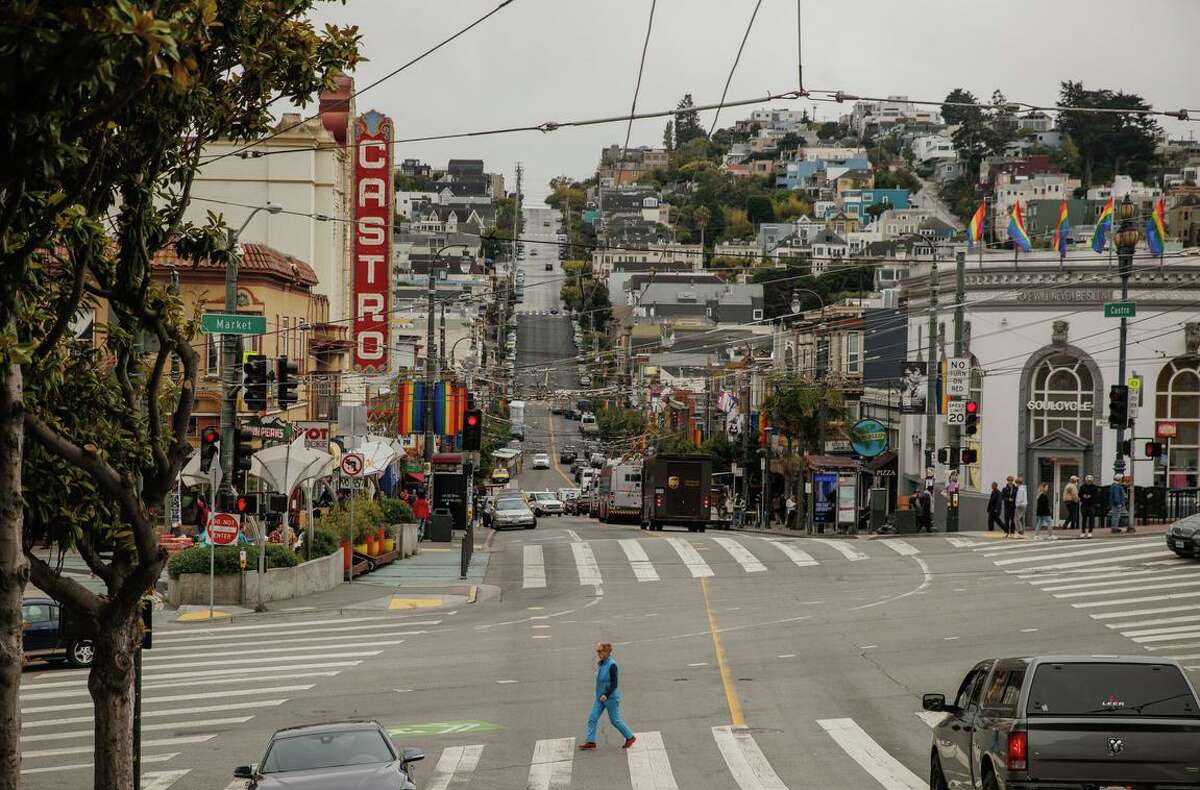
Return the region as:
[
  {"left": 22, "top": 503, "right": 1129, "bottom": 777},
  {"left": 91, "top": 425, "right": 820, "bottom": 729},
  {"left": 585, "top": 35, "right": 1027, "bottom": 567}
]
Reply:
[{"left": 708, "top": 0, "right": 764, "bottom": 137}]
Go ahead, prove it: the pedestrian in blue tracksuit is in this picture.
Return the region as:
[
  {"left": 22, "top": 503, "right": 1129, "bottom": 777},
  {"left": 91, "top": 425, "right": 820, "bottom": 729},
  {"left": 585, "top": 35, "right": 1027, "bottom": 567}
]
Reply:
[{"left": 579, "top": 642, "right": 635, "bottom": 750}]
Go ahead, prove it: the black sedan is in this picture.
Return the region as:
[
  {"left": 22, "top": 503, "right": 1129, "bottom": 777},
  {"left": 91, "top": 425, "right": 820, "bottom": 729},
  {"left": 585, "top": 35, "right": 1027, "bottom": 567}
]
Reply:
[{"left": 234, "top": 720, "right": 424, "bottom": 789}]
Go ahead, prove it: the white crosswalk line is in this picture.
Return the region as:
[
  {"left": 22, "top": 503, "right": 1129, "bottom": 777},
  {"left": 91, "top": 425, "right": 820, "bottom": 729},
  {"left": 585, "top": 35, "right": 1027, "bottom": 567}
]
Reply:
[
  {"left": 1147, "top": 642, "right": 1200, "bottom": 652},
  {"left": 1037, "top": 569, "right": 1191, "bottom": 590},
  {"left": 526, "top": 737, "right": 574, "bottom": 790},
  {"left": 153, "top": 620, "right": 439, "bottom": 646},
  {"left": 620, "top": 539, "right": 661, "bottom": 582},
  {"left": 815, "top": 539, "right": 868, "bottom": 561},
  {"left": 1091, "top": 604, "right": 1200, "bottom": 620},
  {"left": 1054, "top": 578, "right": 1200, "bottom": 599},
  {"left": 1122, "top": 622, "right": 1200, "bottom": 637},
  {"left": 983, "top": 537, "right": 1161, "bottom": 558},
  {"left": 1009, "top": 550, "right": 1176, "bottom": 573},
  {"left": 1107, "top": 614, "right": 1200, "bottom": 630},
  {"left": 22, "top": 672, "right": 339, "bottom": 702},
  {"left": 766, "top": 539, "right": 818, "bottom": 568},
  {"left": 136, "top": 650, "right": 380, "bottom": 673},
  {"left": 880, "top": 540, "right": 919, "bottom": 556},
  {"left": 712, "top": 726, "right": 787, "bottom": 790},
  {"left": 993, "top": 540, "right": 1163, "bottom": 565},
  {"left": 24, "top": 734, "right": 214, "bottom": 759},
  {"left": 152, "top": 615, "right": 391, "bottom": 640},
  {"left": 667, "top": 537, "right": 714, "bottom": 578},
  {"left": 571, "top": 542, "right": 603, "bottom": 586},
  {"left": 817, "top": 718, "right": 925, "bottom": 790},
  {"left": 713, "top": 537, "right": 767, "bottom": 572},
  {"left": 524, "top": 544, "right": 547, "bottom": 588},
  {"left": 627, "top": 730, "right": 679, "bottom": 790},
  {"left": 1132, "top": 629, "right": 1200, "bottom": 644},
  {"left": 149, "top": 628, "right": 428, "bottom": 654},
  {"left": 22, "top": 716, "right": 252, "bottom": 743},
  {"left": 142, "top": 640, "right": 403, "bottom": 664},
  {"left": 945, "top": 537, "right": 978, "bottom": 548},
  {"left": 23, "top": 699, "right": 287, "bottom": 728},
  {"left": 1073, "top": 590, "right": 1200, "bottom": 609},
  {"left": 21, "top": 754, "right": 180, "bottom": 776},
  {"left": 141, "top": 770, "right": 190, "bottom": 790},
  {"left": 428, "top": 744, "right": 484, "bottom": 790},
  {"left": 221, "top": 781, "right": 249, "bottom": 790}
]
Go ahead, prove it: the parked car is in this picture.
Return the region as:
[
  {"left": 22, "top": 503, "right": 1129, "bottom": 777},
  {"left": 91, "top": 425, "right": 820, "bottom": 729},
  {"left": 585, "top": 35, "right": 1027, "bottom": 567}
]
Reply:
[
  {"left": 233, "top": 720, "right": 424, "bottom": 790},
  {"left": 531, "top": 453, "right": 551, "bottom": 470},
  {"left": 490, "top": 467, "right": 510, "bottom": 484},
  {"left": 923, "top": 655, "right": 1200, "bottom": 790},
  {"left": 559, "top": 446, "right": 577, "bottom": 464},
  {"left": 491, "top": 497, "right": 537, "bottom": 530},
  {"left": 21, "top": 597, "right": 94, "bottom": 668},
  {"left": 528, "top": 491, "right": 564, "bottom": 517},
  {"left": 1167, "top": 519, "right": 1200, "bottom": 557}
]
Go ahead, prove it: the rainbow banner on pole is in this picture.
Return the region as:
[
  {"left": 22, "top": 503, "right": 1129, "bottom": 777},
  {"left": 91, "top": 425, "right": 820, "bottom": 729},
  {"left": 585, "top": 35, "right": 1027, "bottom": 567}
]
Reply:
[
  {"left": 967, "top": 201, "right": 986, "bottom": 248},
  {"left": 1050, "top": 199, "right": 1070, "bottom": 256},
  {"left": 1091, "top": 197, "right": 1114, "bottom": 253},
  {"left": 397, "top": 380, "right": 425, "bottom": 435},
  {"left": 1146, "top": 198, "right": 1166, "bottom": 256},
  {"left": 1007, "top": 201, "right": 1032, "bottom": 253}
]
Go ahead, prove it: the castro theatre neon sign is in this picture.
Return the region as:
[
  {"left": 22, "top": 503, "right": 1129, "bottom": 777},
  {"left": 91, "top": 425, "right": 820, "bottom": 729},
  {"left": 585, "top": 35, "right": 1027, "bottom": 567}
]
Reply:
[{"left": 353, "top": 110, "right": 393, "bottom": 372}]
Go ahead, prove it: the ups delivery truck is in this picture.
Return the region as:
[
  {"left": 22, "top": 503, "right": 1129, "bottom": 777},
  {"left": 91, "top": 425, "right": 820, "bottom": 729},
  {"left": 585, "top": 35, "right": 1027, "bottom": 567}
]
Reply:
[{"left": 641, "top": 454, "right": 711, "bottom": 532}]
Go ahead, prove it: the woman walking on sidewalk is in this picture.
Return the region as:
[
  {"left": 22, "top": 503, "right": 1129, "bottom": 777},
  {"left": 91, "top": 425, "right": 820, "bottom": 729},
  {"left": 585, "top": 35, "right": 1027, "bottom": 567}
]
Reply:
[
  {"left": 579, "top": 642, "right": 635, "bottom": 751},
  {"left": 1034, "top": 483, "right": 1055, "bottom": 540}
]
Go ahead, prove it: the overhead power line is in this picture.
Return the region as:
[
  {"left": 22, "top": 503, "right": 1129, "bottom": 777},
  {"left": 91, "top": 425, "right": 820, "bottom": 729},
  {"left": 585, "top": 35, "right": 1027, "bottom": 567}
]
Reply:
[{"left": 708, "top": 0, "right": 764, "bottom": 137}]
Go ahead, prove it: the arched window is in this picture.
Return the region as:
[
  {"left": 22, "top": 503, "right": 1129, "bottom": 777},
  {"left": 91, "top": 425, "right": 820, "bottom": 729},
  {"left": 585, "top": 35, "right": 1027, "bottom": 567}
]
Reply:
[
  {"left": 1155, "top": 357, "right": 1200, "bottom": 487},
  {"left": 1029, "top": 354, "right": 1095, "bottom": 443}
]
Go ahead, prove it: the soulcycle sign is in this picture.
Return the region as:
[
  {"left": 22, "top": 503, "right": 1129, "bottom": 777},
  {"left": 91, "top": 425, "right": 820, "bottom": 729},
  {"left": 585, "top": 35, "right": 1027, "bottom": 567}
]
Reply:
[
  {"left": 1026, "top": 399, "right": 1093, "bottom": 412},
  {"left": 847, "top": 418, "right": 888, "bottom": 459}
]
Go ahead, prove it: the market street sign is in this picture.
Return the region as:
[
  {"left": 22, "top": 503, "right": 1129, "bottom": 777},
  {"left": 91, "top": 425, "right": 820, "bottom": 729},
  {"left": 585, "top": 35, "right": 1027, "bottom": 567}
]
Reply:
[
  {"left": 200, "top": 313, "right": 266, "bottom": 335},
  {"left": 1104, "top": 301, "right": 1136, "bottom": 318}
]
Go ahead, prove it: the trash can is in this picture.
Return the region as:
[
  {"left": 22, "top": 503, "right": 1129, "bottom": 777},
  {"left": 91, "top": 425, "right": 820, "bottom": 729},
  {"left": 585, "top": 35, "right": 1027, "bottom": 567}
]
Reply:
[{"left": 427, "top": 508, "right": 454, "bottom": 543}]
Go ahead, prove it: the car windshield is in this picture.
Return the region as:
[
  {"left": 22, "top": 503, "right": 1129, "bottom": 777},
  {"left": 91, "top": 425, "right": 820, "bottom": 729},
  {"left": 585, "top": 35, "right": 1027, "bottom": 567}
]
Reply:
[
  {"left": 261, "top": 729, "right": 394, "bottom": 773},
  {"left": 1026, "top": 663, "right": 1200, "bottom": 717},
  {"left": 496, "top": 500, "right": 527, "bottom": 511},
  {"left": 534, "top": 493, "right": 556, "bottom": 502}
]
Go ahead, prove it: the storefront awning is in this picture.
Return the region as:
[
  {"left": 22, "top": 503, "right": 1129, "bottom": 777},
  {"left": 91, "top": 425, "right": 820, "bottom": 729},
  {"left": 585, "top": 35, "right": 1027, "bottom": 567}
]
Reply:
[
  {"left": 403, "top": 472, "right": 426, "bottom": 484},
  {"left": 804, "top": 454, "right": 859, "bottom": 471},
  {"left": 865, "top": 450, "right": 897, "bottom": 472}
]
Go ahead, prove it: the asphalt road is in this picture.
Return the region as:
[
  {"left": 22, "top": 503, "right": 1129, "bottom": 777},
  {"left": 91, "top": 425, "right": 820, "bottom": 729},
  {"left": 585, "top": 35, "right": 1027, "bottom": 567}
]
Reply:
[
  {"left": 514, "top": 208, "right": 578, "bottom": 397},
  {"left": 18, "top": 406, "right": 1200, "bottom": 789}
]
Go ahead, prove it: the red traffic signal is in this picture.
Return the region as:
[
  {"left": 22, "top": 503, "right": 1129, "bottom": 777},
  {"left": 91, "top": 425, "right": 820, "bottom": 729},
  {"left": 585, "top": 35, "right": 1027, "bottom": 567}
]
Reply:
[
  {"left": 965, "top": 400, "right": 978, "bottom": 414},
  {"left": 1145, "top": 441, "right": 1165, "bottom": 459},
  {"left": 201, "top": 426, "right": 220, "bottom": 444},
  {"left": 465, "top": 413, "right": 480, "bottom": 428},
  {"left": 235, "top": 494, "right": 259, "bottom": 515},
  {"left": 462, "top": 408, "right": 483, "bottom": 452}
]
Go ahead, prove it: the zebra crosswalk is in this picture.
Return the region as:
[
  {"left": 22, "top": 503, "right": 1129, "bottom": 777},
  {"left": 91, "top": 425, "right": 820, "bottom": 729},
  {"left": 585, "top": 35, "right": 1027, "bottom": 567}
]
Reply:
[
  {"left": 516, "top": 535, "right": 923, "bottom": 589},
  {"left": 956, "top": 533, "right": 1200, "bottom": 671},
  {"left": 19, "top": 613, "right": 437, "bottom": 783}
]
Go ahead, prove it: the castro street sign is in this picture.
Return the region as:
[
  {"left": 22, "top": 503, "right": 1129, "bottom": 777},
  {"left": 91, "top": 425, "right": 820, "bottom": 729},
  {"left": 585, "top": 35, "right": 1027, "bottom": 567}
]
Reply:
[{"left": 1026, "top": 399, "right": 1093, "bottom": 412}]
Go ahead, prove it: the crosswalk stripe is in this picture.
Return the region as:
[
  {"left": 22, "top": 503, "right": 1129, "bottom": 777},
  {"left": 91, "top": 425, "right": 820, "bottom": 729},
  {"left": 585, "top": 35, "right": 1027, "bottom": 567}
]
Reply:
[
  {"left": 23, "top": 699, "right": 287, "bottom": 728},
  {"left": 1147, "top": 642, "right": 1200, "bottom": 652},
  {"left": 1017, "top": 564, "right": 1183, "bottom": 581},
  {"left": 24, "top": 735, "right": 214, "bottom": 760},
  {"left": 1009, "top": 550, "right": 1176, "bottom": 573},
  {"left": 22, "top": 672, "right": 339, "bottom": 703},
  {"left": 880, "top": 540, "right": 919, "bottom": 557},
  {"left": 713, "top": 537, "right": 767, "bottom": 572},
  {"left": 815, "top": 539, "right": 868, "bottom": 561},
  {"left": 21, "top": 753, "right": 180, "bottom": 775},
  {"left": 22, "top": 716, "right": 252, "bottom": 743},
  {"left": 1132, "top": 629, "right": 1200, "bottom": 644},
  {"left": 993, "top": 541, "right": 1163, "bottom": 565},
  {"left": 1107, "top": 614, "right": 1200, "bottom": 630},
  {"left": 142, "top": 640, "right": 403, "bottom": 664},
  {"left": 134, "top": 651, "right": 379, "bottom": 673},
  {"left": 627, "top": 730, "right": 679, "bottom": 790},
  {"left": 222, "top": 781, "right": 248, "bottom": 790},
  {"left": 1073, "top": 590, "right": 1200, "bottom": 609},
  {"left": 620, "top": 539, "right": 661, "bottom": 582},
  {"left": 428, "top": 744, "right": 484, "bottom": 790},
  {"left": 1036, "top": 569, "right": 1189, "bottom": 589},
  {"left": 1122, "top": 622, "right": 1200, "bottom": 637},
  {"left": 983, "top": 537, "right": 1161, "bottom": 558},
  {"left": 571, "top": 542, "right": 603, "bottom": 586},
  {"left": 526, "top": 737, "right": 574, "bottom": 790},
  {"left": 141, "top": 770, "right": 190, "bottom": 790},
  {"left": 153, "top": 620, "right": 440, "bottom": 646},
  {"left": 148, "top": 627, "right": 431, "bottom": 653},
  {"left": 945, "top": 537, "right": 978, "bottom": 548},
  {"left": 766, "top": 540, "right": 818, "bottom": 568},
  {"left": 712, "top": 725, "right": 787, "bottom": 790},
  {"left": 153, "top": 615, "right": 391, "bottom": 640},
  {"left": 817, "top": 718, "right": 925, "bottom": 790},
  {"left": 1054, "top": 578, "right": 1200, "bottom": 599},
  {"left": 524, "top": 544, "right": 547, "bottom": 589},
  {"left": 1091, "top": 604, "right": 1200, "bottom": 620},
  {"left": 666, "top": 538, "right": 714, "bottom": 578}
]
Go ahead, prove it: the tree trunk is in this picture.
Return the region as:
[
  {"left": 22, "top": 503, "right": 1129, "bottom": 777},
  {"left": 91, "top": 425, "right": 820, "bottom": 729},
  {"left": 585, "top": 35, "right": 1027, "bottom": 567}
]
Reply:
[
  {"left": 90, "top": 604, "right": 140, "bottom": 790},
  {"left": 0, "top": 359, "right": 27, "bottom": 790}
]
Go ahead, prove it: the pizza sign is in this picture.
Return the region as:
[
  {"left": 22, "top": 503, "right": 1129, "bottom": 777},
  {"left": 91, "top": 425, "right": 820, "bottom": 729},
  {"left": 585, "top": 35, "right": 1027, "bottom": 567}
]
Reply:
[{"left": 352, "top": 110, "right": 394, "bottom": 372}]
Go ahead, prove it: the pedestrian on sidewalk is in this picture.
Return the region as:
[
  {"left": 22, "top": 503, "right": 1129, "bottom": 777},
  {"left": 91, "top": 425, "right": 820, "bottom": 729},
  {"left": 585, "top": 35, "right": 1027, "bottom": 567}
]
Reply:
[
  {"left": 1079, "top": 474, "right": 1099, "bottom": 537},
  {"left": 914, "top": 488, "right": 933, "bottom": 533},
  {"left": 1062, "top": 475, "right": 1080, "bottom": 532},
  {"left": 1034, "top": 483, "right": 1055, "bottom": 540},
  {"left": 1014, "top": 477, "right": 1028, "bottom": 536},
  {"left": 785, "top": 495, "right": 797, "bottom": 529},
  {"left": 1109, "top": 476, "right": 1127, "bottom": 533},
  {"left": 579, "top": 642, "right": 636, "bottom": 751},
  {"left": 413, "top": 490, "right": 431, "bottom": 542},
  {"left": 1000, "top": 476, "right": 1017, "bottom": 537},
  {"left": 986, "top": 482, "right": 1003, "bottom": 532}
]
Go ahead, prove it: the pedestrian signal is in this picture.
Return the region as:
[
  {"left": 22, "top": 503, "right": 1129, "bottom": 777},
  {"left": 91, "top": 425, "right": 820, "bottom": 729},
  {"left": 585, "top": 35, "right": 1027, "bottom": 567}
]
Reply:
[
  {"left": 961, "top": 449, "right": 978, "bottom": 464},
  {"left": 1144, "top": 441, "right": 1165, "bottom": 459}
]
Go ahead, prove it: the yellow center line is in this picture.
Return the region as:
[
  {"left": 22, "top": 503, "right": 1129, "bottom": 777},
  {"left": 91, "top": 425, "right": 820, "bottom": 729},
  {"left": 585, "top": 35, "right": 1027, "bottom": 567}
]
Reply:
[
  {"left": 700, "top": 576, "right": 746, "bottom": 727},
  {"left": 546, "top": 405, "right": 576, "bottom": 488}
]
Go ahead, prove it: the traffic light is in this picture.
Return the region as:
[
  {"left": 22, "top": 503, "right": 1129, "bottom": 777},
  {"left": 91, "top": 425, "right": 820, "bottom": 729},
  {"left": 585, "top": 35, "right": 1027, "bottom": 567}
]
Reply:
[
  {"left": 235, "top": 493, "right": 259, "bottom": 516},
  {"left": 1118, "top": 439, "right": 1132, "bottom": 457},
  {"left": 243, "top": 354, "right": 269, "bottom": 412},
  {"left": 276, "top": 355, "right": 299, "bottom": 408},
  {"left": 1108, "top": 384, "right": 1130, "bottom": 429},
  {"left": 1145, "top": 441, "right": 1165, "bottom": 459},
  {"left": 937, "top": 447, "right": 961, "bottom": 465},
  {"left": 199, "top": 426, "right": 220, "bottom": 473},
  {"left": 462, "top": 409, "right": 483, "bottom": 452},
  {"left": 232, "top": 424, "right": 255, "bottom": 485},
  {"left": 964, "top": 400, "right": 979, "bottom": 436},
  {"left": 961, "top": 448, "right": 978, "bottom": 464}
]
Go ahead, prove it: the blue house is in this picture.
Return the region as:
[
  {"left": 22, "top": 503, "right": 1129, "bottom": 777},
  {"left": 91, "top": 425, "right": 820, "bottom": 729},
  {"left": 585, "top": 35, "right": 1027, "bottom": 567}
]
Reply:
[{"left": 841, "top": 188, "right": 910, "bottom": 221}]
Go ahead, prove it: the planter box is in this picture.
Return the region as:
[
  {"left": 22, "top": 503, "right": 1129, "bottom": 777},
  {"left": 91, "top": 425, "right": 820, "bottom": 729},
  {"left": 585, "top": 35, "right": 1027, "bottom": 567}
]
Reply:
[{"left": 167, "top": 548, "right": 345, "bottom": 607}]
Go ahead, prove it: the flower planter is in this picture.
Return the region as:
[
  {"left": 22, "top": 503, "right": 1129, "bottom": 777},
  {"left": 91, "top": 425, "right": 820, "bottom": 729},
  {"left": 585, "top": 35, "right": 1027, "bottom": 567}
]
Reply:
[
  {"left": 383, "top": 538, "right": 396, "bottom": 553},
  {"left": 340, "top": 540, "right": 352, "bottom": 570},
  {"left": 354, "top": 542, "right": 368, "bottom": 555}
]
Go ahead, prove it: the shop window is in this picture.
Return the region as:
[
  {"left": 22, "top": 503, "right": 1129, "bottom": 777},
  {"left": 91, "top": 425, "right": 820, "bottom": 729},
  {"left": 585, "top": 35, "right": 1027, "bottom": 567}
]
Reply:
[
  {"left": 1029, "top": 354, "right": 1094, "bottom": 444},
  {"left": 1156, "top": 357, "right": 1200, "bottom": 487}
]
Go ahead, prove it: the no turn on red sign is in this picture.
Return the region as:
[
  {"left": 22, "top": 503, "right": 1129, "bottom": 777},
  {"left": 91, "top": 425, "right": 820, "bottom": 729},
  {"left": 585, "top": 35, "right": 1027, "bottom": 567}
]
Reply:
[
  {"left": 208, "top": 513, "right": 240, "bottom": 546},
  {"left": 340, "top": 452, "right": 365, "bottom": 477}
]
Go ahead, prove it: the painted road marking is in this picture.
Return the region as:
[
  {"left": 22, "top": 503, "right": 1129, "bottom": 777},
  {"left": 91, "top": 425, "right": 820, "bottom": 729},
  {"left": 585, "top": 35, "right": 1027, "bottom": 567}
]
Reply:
[
  {"left": 23, "top": 735, "right": 214, "bottom": 760},
  {"left": 152, "top": 620, "right": 440, "bottom": 646},
  {"left": 992, "top": 540, "right": 1164, "bottom": 565},
  {"left": 1132, "top": 629, "right": 1200, "bottom": 644},
  {"left": 389, "top": 721, "right": 502, "bottom": 737},
  {"left": 667, "top": 538, "right": 714, "bottom": 578},
  {"left": 1009, "top": 550, "right": 1176, "bottom": 573},
  {"left": 1038, "top": 569, "right": 1194, "bottom": 590},
  {"left": 22, "top": 716, "right": 253, "bottom": 743},
  {"left": 627, "top": 730, "right": 679, "bottom": 790},
  {"left": 527, "top": 737, "right": 574, "bottom": 790},
  {"left": 428, "top": 744, "right": 484, "bottom": 790},
  {"left": 713, "top": 537, "right": 767, "bottom": 572},
  {"left": 1091, "top": 604, "right": 1200, "bottom": 620},
  {"left": 21, "top": 754, "right": 180, "bottom": 776},
  {"left": 142, "top": 640, "right": 404, "bottom": 664},
  {"left": 1073, "top": 590, "right": 1200, "bottom": 609},
  {"left": 24, "top": 685, "right": 313, "bottom": 715},
  {"left": 22, "top": 699, "right": 287, "bottom": 729},
  {"left": 766, "top": 540, "right": 818, "bottom": 568},
  {"left": 945, "top": 537, "right": 978, "bottom": 548},
  {"left": 702, "top": 578, "right": 745, "bottom": 727},
  {"left": 818, "top": 718, "right": 925, "bottom": 790},
  {"left": 620, "top": 540, "right": 660, "bottom": 582},
  {"left": 982, "top": 536, "right": 1162, "bottom": 557},
  {"left": 153, "top": 615, "right": 391, "bottom": 638},
  {"left": 1124, "top": 622, "right": 1200, "bottom": 637},
  {"left": 140, "top": 770, "right": 191, "bottom": 790},
  {"left": 814, "top": 539, "right": 868, "bottom": 561},
  {"left": 21, "top": 662, "right": 358, "bottom": 693},
  {"left": 1054, "top": 578, "right": 1200, "bottom": 599},
  {"left": 712, "top": 726, "right": 787, "bottom": 790},
  {"left": 1107, "top": 614, "right": 1200, "bottom": 630},
  {"left": 571, "top": 542, "right": 603, "bottom": 586},
  {"left": 524, "top": 544, "right": 547, "bottom": 589},
  {"left": 21, "top": 673, "right": 340, "bottom": 702},
  {"left": 880, "top": 539, "right": 920, "bottom": 557},
  {"left": 148, "top": 628, "right": 429, "bottom": 653},
  {"left": 134, "top": 650, "right": 381, "bottom": 672}
]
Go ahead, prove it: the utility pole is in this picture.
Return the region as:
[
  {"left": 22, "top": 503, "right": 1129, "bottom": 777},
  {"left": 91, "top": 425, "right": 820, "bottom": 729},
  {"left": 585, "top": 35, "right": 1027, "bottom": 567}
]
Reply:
[
  {"left": 1113, "top": 197, "right": 1138, "bottom": 532},
  {"left": 924, "top": 253, "right": 939, "bottom": 475},
  {"left": 439, "top": 301, "right": 447, "bottom": 373},
  {"left": 946, "top": 250, "right": 965, "bottom": 533},
  {"left": 424, "top": 252, "right": 438, "bottom": 462}
]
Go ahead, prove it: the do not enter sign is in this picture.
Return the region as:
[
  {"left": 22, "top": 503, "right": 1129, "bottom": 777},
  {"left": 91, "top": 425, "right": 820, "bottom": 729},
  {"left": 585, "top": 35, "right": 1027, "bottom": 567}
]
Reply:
[{"left": 208, "top": 513, "right": 240, "bottom": 546}]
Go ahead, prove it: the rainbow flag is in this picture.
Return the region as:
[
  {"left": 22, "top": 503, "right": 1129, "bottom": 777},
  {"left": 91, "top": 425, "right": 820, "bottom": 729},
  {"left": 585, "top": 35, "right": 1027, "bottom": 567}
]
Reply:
[
  {"left": 1146, "top": 198, "right": 1166, "bottom": 256},
  {"left": 1007, "top": 201, "right": 1032, "bottom": 253},
  {"left": 432, "top": 382, "right": 468, "bottom": 436},
  {"left": 966, "top": 201, "right": 986, "bottom": 248},
  {"left": 396, "top": 380, "right": 426, "bottom": 435},
  {"left": 1091, "top": 197, "right": 1114, "bottom": 253},
  {"left": 1050, "top": 199, "right": 1070, "bottom": 256}
]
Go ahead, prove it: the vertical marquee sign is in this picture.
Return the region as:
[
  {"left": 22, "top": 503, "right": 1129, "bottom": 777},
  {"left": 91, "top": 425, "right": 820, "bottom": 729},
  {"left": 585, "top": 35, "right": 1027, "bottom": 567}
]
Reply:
[{"left": 353, "top": 110, "right": 394, "bottom": 372}]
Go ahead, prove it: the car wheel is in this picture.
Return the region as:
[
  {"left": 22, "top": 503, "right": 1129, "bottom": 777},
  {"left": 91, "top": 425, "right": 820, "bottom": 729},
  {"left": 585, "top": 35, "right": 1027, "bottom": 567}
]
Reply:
[
  {"left": 67, "top": 639, "right": 95, "bottom": 668},
  {"left": 981, "top": 767, "right": 999, "bottom": 790},
  {"left": 929, "top": 752, "right": 949, "bottom": 790}
]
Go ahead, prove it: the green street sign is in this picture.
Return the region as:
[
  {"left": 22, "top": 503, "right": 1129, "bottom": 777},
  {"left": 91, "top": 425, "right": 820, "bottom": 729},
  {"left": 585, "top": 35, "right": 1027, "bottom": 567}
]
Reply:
[
  {"left": 387, "top": 721, "right": 502, "bottom": 738},
  {"left": 1104, "top": 301, "right": 1136, "bottom": 318},
  {"left": 201, "top": 313, "right": 266, "bottom": 335}
]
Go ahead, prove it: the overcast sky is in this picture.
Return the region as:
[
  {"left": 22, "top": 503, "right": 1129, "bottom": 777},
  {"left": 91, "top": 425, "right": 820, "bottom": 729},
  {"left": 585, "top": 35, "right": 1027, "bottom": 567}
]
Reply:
[{"left": 306, "top": 0, "right": 1200, "bottom": 204}]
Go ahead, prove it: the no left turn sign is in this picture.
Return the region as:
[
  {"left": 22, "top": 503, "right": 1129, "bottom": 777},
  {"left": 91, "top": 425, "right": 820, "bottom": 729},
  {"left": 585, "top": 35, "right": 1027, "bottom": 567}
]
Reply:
[{"left": 340, "top": 452, "right": 365, "bottom": 477}]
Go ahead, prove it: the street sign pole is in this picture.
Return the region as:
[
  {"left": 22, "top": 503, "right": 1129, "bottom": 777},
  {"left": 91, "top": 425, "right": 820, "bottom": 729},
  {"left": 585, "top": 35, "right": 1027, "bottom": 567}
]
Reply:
[{"left": 947, "top": 251, "right": 965, "bottom": 533}]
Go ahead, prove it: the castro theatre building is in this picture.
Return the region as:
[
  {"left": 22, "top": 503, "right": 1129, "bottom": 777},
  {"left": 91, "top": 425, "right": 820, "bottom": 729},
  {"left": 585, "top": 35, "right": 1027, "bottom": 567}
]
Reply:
[{"left": 898, "top": 247, "right": 1200, "bottom": 526}]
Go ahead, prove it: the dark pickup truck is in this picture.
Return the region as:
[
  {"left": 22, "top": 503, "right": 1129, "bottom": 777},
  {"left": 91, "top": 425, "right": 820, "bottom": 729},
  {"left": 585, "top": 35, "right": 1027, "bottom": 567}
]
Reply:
[{"left": 923, "top": 655, "right": 1200, "bottom": 790}]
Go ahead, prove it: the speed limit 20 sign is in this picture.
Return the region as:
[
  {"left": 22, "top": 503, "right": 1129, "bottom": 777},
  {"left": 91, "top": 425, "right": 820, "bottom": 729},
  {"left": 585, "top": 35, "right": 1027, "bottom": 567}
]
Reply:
[{"left": 340, "top": 452, "right": 365, "bottom": 477}]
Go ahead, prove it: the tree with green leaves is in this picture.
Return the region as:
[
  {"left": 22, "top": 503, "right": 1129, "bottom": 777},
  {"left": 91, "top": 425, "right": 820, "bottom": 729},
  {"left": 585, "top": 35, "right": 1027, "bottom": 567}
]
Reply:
[
  {"left": 763, "top": 376, "right": 847, "bottom": 516},
  {"left": 674, "top": 94, "right": 704, "bottom": 145},
  {"left": 0, "top": 3, "right": 358, "bottom": 786},
  {"left": 816, "top": 121, "right": 842, "bottom": 141},
  {"left": 662, "top": 120, "right": 675, "bottom": 151},
  {"left": 745, "top": 195, "right": 776, "bottom": 226},
  {"left": 941, "top": 88, "right": 979, "bottom": 127},
  {"left": 1058, "top": 81, "right": 1160, "bottom": 188}
]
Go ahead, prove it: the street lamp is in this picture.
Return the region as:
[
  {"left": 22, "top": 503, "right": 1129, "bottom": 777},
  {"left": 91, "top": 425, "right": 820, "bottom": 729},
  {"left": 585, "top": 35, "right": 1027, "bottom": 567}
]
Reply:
[{"left": 1112, "top": 196, "right": 1139, "bottom": 483}]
